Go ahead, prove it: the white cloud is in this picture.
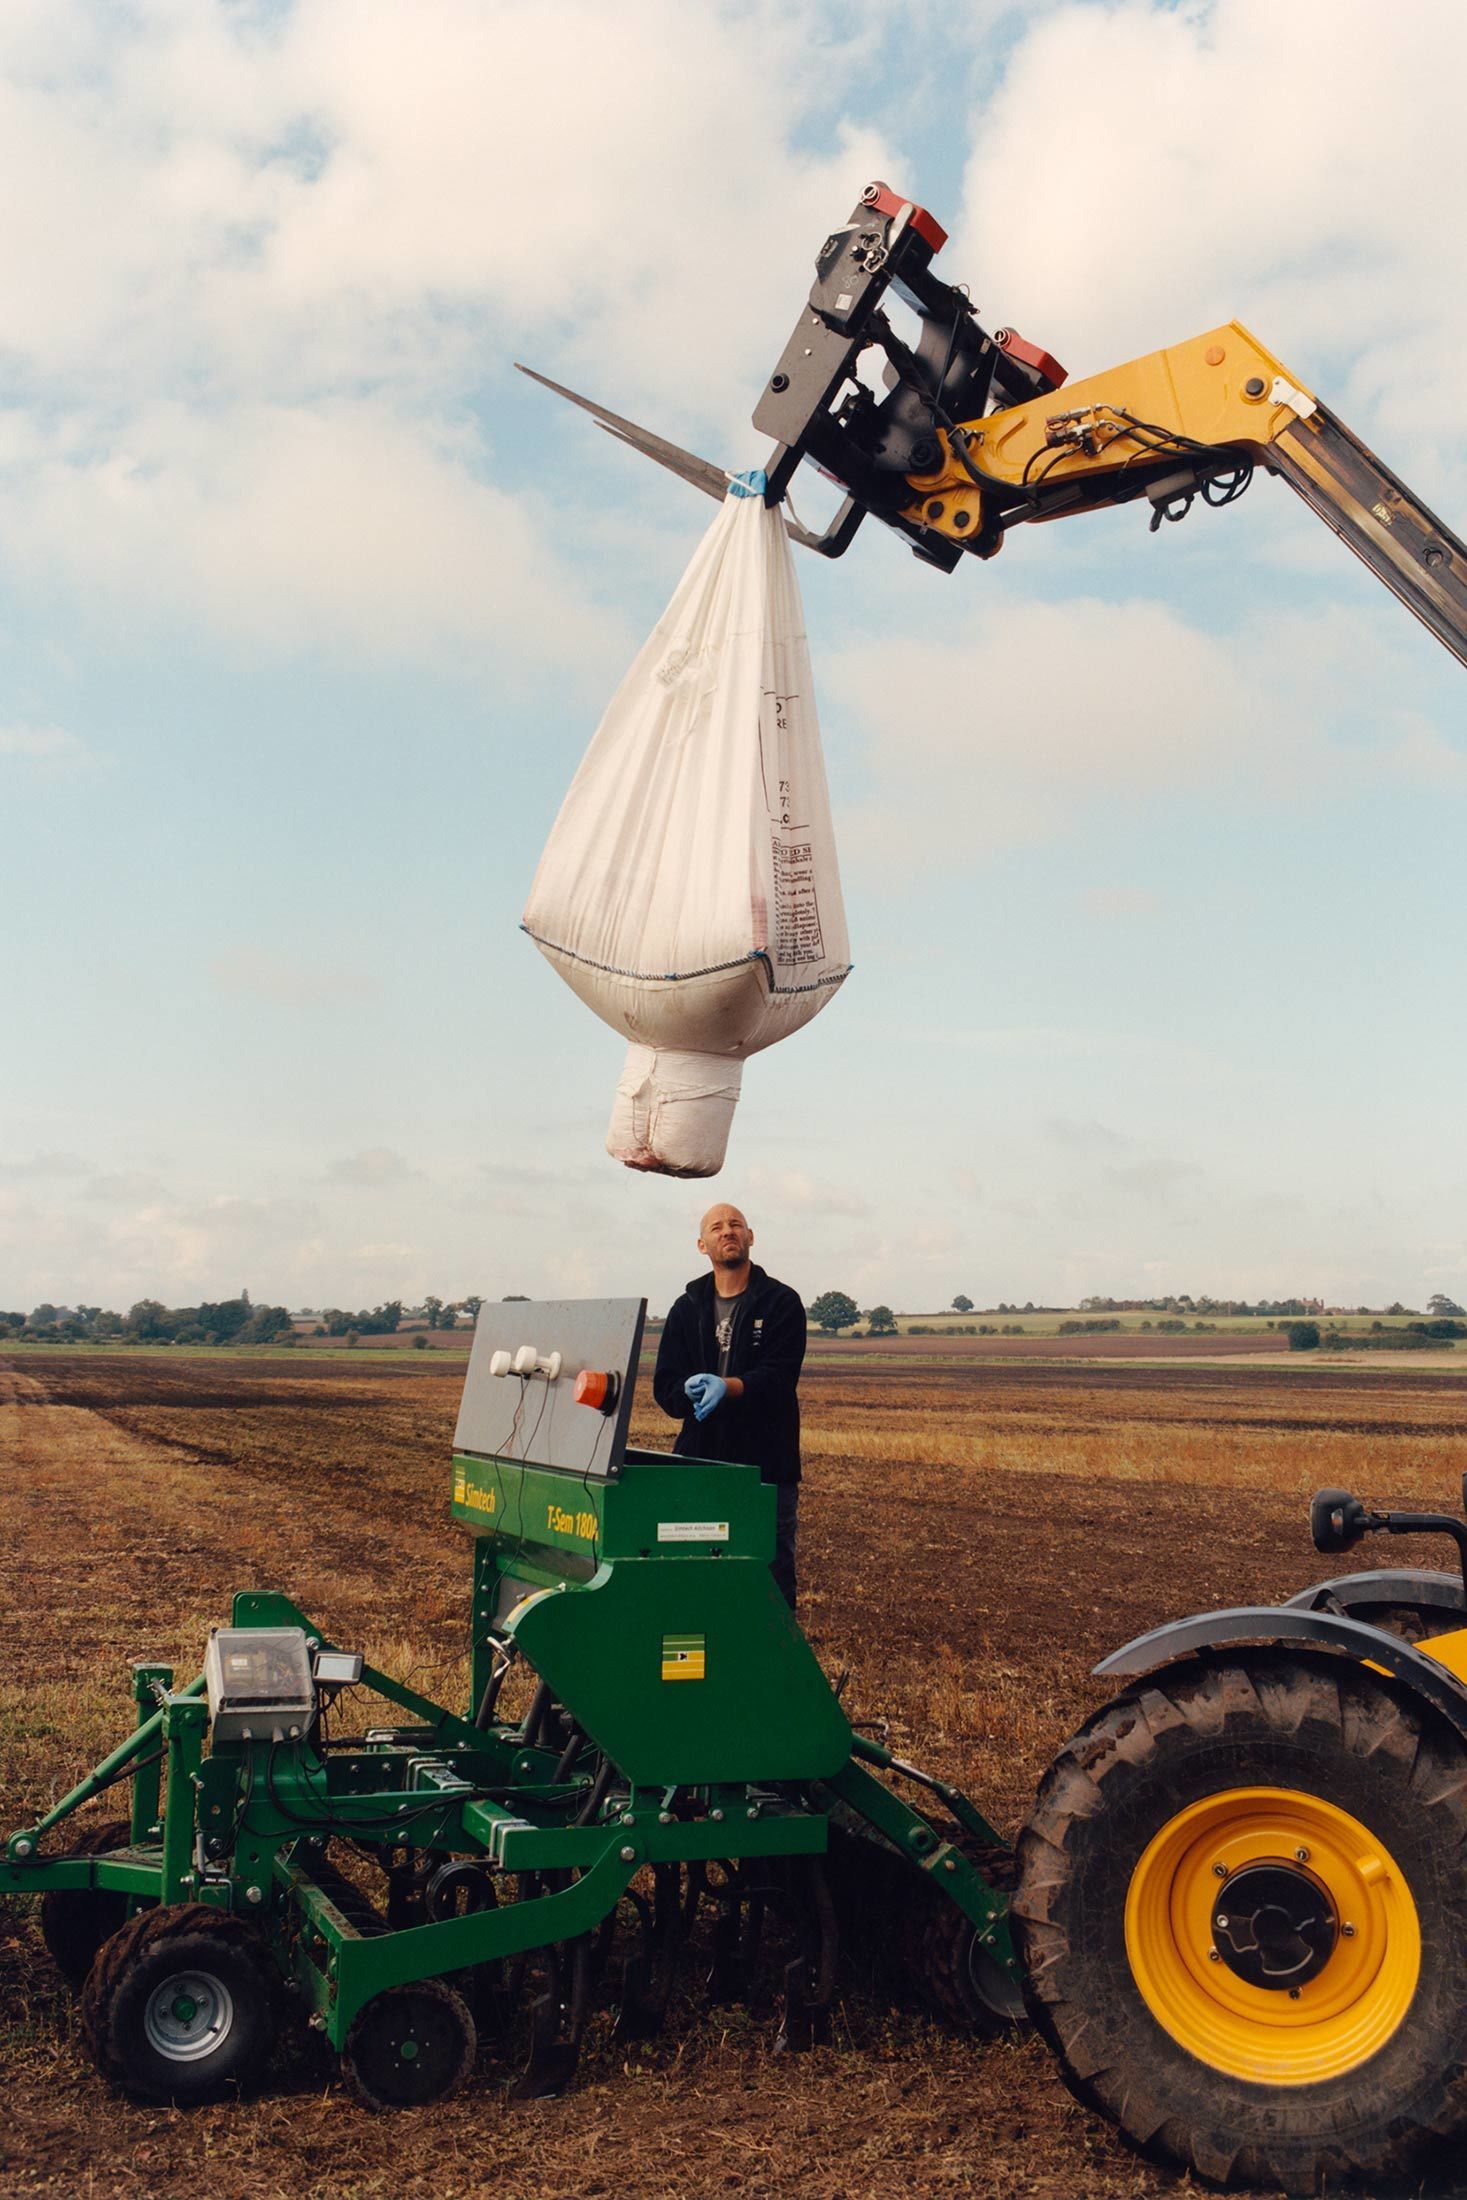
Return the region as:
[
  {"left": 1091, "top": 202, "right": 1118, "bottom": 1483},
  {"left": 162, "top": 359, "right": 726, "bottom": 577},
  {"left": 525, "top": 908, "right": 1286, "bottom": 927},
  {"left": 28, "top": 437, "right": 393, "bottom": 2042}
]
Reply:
[
  {"left": 0, "top": 1181, "right": 326, "bottom": 1306},
  {"left": 0, "top": 1149, "right": 93, "bottom": 1179},
  {"left": 0, "top": 722, "right": 86, "bottom": 762},
  {"left": 3, "top": 399, "right": 628, "bottom": 675},
  {"left": 82, "top": 1172, "right": 174, "bottom": 1206},
  {"left": 1082, "top": 885, "right": 1162, "bottom": 921},
  {"left": 1102, "top": 1156, "right": 1206, "bottom": 1205},
  {"left": 0, "top": 1, "right": 900, "bottom": 661},
  {"left": 209, "top": 945, "right": 376, "bottom": 1008},
  {"left": 952, "top": 0, "right": 1467, "bottom": 490},
  {"left": 744, "top": 1163, "right": 870, "bottom": 1217},
  {"left": 344, "top": 1241, "right": 418, "bottom": 1268},
  {"left": 1045, "top": 1119, "right": 1131, "bottom": 1154},
  {"left": 324, "top": 1149, "right": 422, "bottom": 1188},
  {"left": 829, "top": 594, "right": 1457, "bottom": 872}
]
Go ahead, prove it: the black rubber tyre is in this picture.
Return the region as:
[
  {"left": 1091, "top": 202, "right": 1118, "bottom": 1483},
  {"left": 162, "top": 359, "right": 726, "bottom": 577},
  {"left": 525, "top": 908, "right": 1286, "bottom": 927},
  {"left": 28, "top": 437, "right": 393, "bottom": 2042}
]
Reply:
[
  {"left": 342, "top": 1978, "right": 476, "bottom": 2108},
  {"left": 40, "top": 1819, "right": 152, "bottom": 1991},
  {"left": 1014, "top": 1655, "right": 1467, "bottom": 2194},
  {"left": 79, "top": 1903, "right": 278, "bottom": 2103}
]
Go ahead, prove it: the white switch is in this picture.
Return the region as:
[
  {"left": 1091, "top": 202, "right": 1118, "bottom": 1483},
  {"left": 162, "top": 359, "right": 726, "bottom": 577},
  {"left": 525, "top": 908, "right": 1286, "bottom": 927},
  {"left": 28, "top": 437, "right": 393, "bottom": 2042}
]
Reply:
[{"left": 510, "top": 1344, "right": 562, "bottom": 1380}]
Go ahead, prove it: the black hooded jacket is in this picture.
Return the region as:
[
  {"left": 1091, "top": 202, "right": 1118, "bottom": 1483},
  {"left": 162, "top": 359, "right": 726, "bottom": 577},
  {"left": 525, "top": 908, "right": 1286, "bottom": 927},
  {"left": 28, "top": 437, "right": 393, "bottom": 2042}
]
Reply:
[{"left": 652, "top": 1263, "right": 806, "bottom": 1485}]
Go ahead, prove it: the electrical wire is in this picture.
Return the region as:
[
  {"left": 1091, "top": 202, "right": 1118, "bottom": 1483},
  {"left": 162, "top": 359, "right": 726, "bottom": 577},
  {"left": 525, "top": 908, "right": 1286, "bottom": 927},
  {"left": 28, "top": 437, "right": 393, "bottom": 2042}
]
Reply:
[
  {"left": 70, "top": 1746, "right": 163, "bottom": 1804},
  {"left": 521, "top": 1379, "right": 552, "bottom": 1469},
  {"left": 227, "top": 1751, "right": 254, "bottom": 1845},
  {"left": 479, "top": 1376, "right": 530, "bottom": 1556},
  {"left": 577, "top": 1401, "right": 616, "bottom": 1575}
]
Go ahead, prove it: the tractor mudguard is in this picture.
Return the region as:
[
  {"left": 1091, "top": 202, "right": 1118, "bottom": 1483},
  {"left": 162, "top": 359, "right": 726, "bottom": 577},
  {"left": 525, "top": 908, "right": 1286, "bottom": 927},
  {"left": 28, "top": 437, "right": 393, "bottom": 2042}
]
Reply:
[
  {"left": 1283, "top": 1566, "right": 1466, "bottom": 1618},
  {"left": 1094, "top": 1604, "right": 1467, "bottom": 1742}
]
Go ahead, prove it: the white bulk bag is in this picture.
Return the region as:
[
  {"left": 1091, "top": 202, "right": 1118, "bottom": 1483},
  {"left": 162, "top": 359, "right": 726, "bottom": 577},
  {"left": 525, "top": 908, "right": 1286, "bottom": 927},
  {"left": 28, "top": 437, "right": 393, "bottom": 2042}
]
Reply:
[{"left": 523, "top": 473, "right": 851, "bottom": 1177}]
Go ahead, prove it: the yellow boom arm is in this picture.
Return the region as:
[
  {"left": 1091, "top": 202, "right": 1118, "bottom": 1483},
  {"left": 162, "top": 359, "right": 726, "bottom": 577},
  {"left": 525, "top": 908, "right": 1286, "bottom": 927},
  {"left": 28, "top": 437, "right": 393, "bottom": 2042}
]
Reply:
[{"left": 905, "top": 322, "right": 1467, "bottom": 669}]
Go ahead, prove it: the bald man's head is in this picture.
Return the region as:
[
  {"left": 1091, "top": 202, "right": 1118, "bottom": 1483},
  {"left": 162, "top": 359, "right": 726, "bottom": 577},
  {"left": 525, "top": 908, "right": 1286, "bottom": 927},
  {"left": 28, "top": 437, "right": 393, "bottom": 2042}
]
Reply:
[{"left": 698, "top": 1203, "right": 754, "bottom": 1277}]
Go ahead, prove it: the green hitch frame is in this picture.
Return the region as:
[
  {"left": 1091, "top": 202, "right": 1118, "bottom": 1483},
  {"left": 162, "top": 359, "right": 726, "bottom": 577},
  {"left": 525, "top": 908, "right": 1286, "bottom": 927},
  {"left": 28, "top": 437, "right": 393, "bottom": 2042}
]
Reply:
[{"left": 4, "top": 1672, "right": 206, "bottom": 1865}]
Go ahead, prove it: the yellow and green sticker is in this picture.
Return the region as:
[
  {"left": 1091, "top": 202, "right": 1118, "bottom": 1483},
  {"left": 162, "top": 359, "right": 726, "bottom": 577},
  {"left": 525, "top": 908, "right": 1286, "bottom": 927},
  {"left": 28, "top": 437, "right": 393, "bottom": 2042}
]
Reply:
[{"left": 661, "top": 1632, "right": 706, "bottom": 1683}]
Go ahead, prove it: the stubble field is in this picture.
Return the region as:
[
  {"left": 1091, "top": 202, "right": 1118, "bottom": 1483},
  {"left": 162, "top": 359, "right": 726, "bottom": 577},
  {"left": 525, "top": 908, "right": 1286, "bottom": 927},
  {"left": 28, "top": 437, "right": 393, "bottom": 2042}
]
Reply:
[{"left": 4, "top": 1343, "right": 1467, "bottom": 2199}]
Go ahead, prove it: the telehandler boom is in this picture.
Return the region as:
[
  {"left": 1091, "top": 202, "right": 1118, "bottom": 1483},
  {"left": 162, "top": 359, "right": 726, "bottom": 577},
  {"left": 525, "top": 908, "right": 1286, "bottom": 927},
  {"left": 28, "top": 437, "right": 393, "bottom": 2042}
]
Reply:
[{"left": 521, "top": 180, "right": 1467, "bottom": 668}]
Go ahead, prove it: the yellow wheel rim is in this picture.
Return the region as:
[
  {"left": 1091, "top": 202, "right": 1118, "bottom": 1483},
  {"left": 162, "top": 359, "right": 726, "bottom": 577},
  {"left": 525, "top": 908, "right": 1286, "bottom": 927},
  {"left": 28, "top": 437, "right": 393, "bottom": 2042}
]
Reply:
[{"left": 1125, "top": 1786, "right": 1420, "bottom": 2084}]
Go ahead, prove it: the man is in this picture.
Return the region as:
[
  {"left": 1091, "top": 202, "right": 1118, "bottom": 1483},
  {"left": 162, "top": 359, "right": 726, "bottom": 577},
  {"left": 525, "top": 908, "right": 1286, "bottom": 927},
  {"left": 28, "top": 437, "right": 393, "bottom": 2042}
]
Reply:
[{"left": 653, "top": 1202, "right": 806, "bottom": 1609}]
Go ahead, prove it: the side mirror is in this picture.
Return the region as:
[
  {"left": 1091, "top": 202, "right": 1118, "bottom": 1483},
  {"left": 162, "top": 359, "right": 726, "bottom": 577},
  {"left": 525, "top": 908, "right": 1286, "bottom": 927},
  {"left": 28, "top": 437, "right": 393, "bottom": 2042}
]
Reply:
[{"left": 1310, "top": 1487, "right": 1371, "bottom": 1555}]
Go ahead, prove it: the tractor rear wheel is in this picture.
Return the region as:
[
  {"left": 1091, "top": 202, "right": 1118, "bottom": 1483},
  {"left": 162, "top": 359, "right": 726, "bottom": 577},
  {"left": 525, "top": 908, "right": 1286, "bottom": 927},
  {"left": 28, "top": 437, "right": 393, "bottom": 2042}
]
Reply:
[
  {"left": 79, "top": 1903, "right": 278, "bottom": 2103},
  {"left": 40, "top": 1818, "right": 152, "bottom": 1990},
  {"left": 1014, "top": 1654, "right": 1467, "bottom": 2194}
]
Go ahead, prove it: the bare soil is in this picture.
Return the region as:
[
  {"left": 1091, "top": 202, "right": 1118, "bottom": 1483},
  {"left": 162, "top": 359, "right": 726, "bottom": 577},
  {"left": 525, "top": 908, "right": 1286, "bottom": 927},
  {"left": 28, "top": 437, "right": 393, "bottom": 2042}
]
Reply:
[{"left": 4, "top": 1347, "right": 1467, "bottom": 2198}]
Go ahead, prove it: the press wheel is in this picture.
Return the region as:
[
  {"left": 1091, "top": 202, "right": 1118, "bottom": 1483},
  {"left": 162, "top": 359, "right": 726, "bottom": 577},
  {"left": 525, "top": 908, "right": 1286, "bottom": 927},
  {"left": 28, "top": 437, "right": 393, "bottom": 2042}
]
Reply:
[{"left": 342, "top": 1978, "right": 476, "bottom": 2108}]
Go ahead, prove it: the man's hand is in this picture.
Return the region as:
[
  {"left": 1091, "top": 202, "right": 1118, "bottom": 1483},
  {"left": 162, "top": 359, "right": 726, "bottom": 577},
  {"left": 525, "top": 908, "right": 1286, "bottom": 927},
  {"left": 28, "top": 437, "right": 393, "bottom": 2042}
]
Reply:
[{"left": 684, "top": 1373, "right": 728, "bottom": 1422}]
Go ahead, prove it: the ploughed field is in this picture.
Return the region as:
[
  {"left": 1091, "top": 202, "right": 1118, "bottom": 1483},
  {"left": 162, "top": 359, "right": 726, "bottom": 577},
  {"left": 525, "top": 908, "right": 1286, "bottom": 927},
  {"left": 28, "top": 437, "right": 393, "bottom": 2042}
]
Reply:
[{"left": 4, "top": 1346, "right": 1467, "bottom": 2198}]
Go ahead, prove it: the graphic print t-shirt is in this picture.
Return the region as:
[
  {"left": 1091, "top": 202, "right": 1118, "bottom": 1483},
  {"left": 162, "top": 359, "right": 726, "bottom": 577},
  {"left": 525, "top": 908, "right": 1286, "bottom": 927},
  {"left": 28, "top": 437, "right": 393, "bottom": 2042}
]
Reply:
[{"left": 714, "top": 1288, "right": 746, "bottom": 1377}]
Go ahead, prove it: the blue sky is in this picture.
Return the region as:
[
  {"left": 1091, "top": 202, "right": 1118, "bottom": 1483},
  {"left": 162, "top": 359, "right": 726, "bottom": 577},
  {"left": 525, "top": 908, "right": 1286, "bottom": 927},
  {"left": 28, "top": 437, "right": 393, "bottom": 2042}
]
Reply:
[{"left": 4, "top": 0, "right": 1464, "bottom": 1318}]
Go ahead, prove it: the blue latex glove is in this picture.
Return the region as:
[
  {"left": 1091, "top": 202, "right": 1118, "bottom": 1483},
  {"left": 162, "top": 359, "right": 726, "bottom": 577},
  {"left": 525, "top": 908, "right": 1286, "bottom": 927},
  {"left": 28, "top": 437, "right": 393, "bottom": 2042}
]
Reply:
[{"left": 684, "top": 1372, "right": 728, "bottom": 1422}]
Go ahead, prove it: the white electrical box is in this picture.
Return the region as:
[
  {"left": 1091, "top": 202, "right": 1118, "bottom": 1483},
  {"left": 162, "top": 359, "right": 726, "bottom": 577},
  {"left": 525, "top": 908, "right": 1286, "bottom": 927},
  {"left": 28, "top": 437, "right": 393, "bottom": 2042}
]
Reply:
[{"left": 204, "top": 1627, "right": 315, "bottom": 1743}]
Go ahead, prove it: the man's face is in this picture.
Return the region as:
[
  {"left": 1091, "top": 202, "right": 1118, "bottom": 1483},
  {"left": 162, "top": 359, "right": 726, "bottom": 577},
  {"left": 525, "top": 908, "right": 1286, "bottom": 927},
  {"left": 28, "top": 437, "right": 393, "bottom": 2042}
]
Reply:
[{"left": 698, "top": 1204, "right": 754, "bottom": 1272}]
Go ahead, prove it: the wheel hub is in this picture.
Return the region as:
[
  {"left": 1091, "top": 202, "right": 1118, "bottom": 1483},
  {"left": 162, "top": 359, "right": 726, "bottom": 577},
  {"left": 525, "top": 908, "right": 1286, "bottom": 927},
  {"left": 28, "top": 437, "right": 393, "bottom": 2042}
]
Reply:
[
  {"left": 1124, "top": 1785, "right": 1420, "bottom": 2084},
  {"left": 1211, "top": 1862, "right": 1337, "bottom": 1988},
  {"left": 143, "top": 1967, "right": 234, "bottom": 2061}
]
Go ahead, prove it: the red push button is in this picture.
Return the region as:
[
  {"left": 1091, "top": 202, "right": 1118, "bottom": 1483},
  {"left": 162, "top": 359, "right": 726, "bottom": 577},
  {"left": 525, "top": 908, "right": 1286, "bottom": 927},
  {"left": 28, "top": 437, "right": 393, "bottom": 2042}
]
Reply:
[{"left": 574, "top": 1368, "right": 620, "bottom": 1414}]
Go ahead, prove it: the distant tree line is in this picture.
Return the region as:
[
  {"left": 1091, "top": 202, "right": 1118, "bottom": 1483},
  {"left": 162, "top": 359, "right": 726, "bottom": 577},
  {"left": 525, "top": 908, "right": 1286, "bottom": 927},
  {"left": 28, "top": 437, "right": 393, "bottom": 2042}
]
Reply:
[
  {"left": 314, "top": 1300, "right": 404, "bottom": 1336},
  {"left": 0, "top": 1291, "right": 292, "bottom": 1346},
  {"left": 1290, "top": 1316, "right": 1467, "bottom": 1352},
  {"left": 309, "top": 1294, "right": 484, "bottom": 1336},
  {"left": 1077, "top": 1293, "right": 1465, "bottom": 1319},
  {"left": 0, "top": 1288, "right": 496, "bottom": 1348},
  {"left": 8, "top": 1282, "right": 1460, "bottom": 1350},
  {"left": 1082, "top": 1294, "right": 1325, "bottom": 1316}
]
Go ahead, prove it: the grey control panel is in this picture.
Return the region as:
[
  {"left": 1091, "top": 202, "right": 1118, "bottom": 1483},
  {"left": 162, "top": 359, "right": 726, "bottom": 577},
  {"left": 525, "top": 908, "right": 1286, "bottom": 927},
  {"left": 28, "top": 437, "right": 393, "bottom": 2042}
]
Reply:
[{"left": 453, "top": 1297, "right": 646, "bottom": 1479}]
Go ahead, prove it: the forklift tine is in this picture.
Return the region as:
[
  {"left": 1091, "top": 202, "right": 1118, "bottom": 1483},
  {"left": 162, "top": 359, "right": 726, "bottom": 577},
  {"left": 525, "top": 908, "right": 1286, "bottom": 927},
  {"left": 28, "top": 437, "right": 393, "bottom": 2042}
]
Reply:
[{"left": 514, "top": 364, "right": 730, "bottom": 503}]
